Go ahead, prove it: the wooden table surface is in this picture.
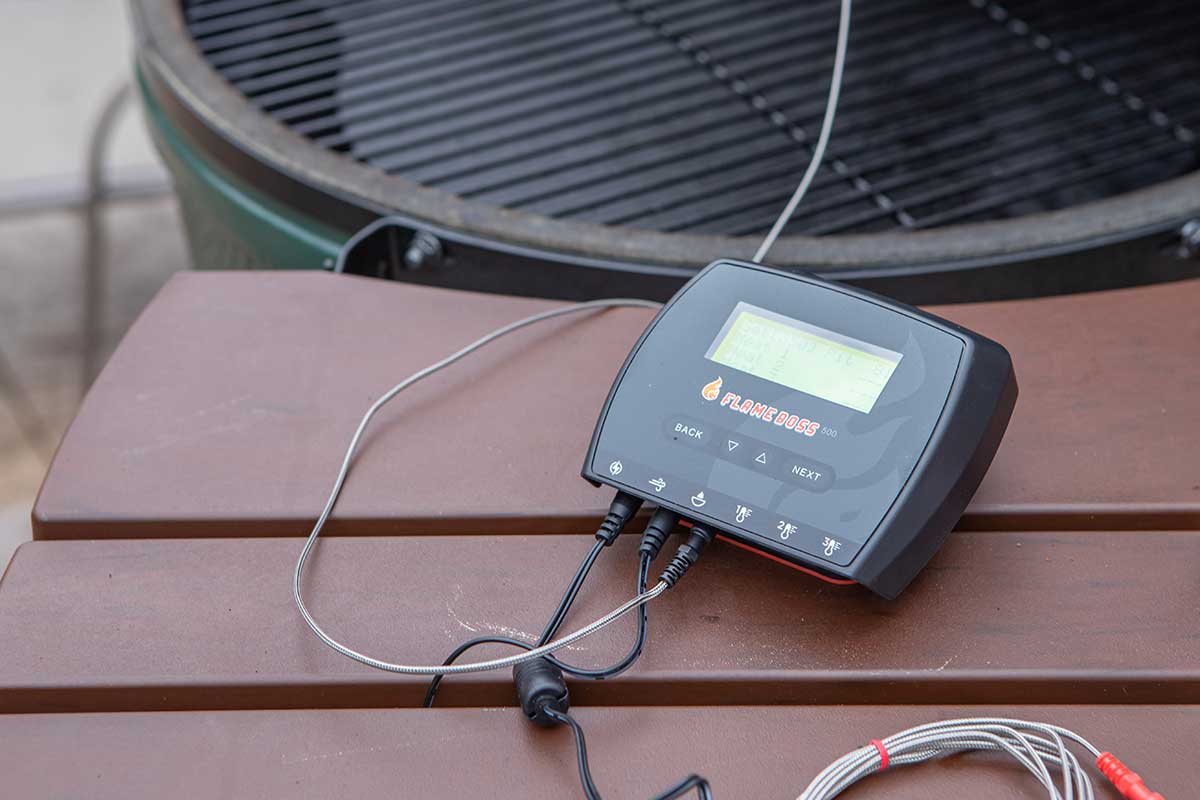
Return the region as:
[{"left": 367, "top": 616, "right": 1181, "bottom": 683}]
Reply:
[
  {"left": 6, "top": 272, "right": 1198, "bottom": 798},
  {"left": 4, "top": 706, "right": 1196, "bottom": 799},
  {"left": 32, "top": 272, "right": 1200, "bottom": 538},
  {"left": 2, "top": 532, "right": 1198, "bottom": 713}
]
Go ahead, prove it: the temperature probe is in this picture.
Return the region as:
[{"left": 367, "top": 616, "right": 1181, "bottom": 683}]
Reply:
[{"left": 585, "top": 259, "right": 1017, "bottom": 599}]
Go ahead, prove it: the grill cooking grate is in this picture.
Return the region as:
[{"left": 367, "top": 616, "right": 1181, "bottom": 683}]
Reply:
[{"left": 184, "top": 0, "right": 1200, "bottom": 237}]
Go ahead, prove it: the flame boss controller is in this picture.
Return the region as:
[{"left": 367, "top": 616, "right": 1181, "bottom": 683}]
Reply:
[{"left": 585, "top": 260, "right": 1017, "bottom": 598}]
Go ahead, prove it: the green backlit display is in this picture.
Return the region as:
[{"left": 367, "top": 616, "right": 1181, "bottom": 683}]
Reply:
[{"left": 706, "top": 302, "right": 902, "bottom": 413}]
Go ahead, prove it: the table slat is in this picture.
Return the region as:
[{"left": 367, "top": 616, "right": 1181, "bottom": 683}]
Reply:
[
  {"left": 2, "top": 531, "right": 1197, "bottom": 712},
  {"left": 2, "top": 705, "right": 1192, "bottom": 798},
  {"left": 32, "top": 273, "right": 1200, "bottom": 539}
]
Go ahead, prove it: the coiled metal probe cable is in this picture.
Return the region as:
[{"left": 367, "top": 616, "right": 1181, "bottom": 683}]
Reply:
[{"left": 798, "top": 717, "right": 1107, "bottom": 800}]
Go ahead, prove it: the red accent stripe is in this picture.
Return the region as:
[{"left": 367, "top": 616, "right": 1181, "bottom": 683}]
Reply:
[
  {"left": 713, "top": 534, "right": 857, "bottom": 586},
  {"left": 871, "top": 739, "right": 889, "bottom": 771}
]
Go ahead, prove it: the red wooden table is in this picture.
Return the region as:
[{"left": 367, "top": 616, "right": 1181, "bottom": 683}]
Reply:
[{"left": 4, "top": 272, "right": 1197, "bottom": 797}]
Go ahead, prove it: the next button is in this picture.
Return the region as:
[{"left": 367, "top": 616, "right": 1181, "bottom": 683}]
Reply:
[{"left": 782, "top": 457, "right": 835, "bottom": 492}]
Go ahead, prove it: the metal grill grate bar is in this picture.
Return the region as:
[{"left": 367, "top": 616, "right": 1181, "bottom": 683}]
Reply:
[
  {"left": 913, "top": 138, "right": 1187, "bottom": 229},
  {"left": 185, "top": 0, "right": 1200, "bottom": 236},
  {"left": 583, "top": 88, "right": 1136, "bottom": 231},
  {"left": 186, "top": 0, "right": 296, "bottom": 23},
  {"left": 267, "top": 19, "right": 650, "bottom": 126},
  {"left": 390, "top": 87, "right": 745, "bottom": 186},
  {"left": 430, "top": 48, "right": 1082, "bottom": 228},
  {"left": 193, "top": 0, "right": 465, "bottom": 57},
  {"left": 292, "top": 17, "right": 656, "bottom": 137},
  {"left": 468, "top": 117, "right": 797, "bottom": 213},
  {"left": 223, "top": 0, "right": 599, "bottom": 85},
  {"left": 188, "top": 2, "right": 328, "bottom": 36},
  {"left": 328, "top": 60, "right": 707, "bottom": 161},
  {"left": 409, "top": 94, "right": 755, "bottom": 190},
  {"left": 635, "top": 0, "right": 1197, "bottom": 234}
]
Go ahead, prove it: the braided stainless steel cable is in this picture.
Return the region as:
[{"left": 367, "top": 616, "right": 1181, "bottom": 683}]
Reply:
[
  {"left": 293, "top": 297, "right": 665, "bottom": 676},
  {"left": 753, "top": 0, "right": 853, "bottom": 264},
  {"left": 797, "top": 718, "right": 1104, "bottom": 800}
]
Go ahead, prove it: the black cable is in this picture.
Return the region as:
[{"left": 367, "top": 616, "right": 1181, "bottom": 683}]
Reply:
[
  {"left": 539, "top": 491, "right": 643, "bottom": 651},
  {"left": 552, "top": 552, "right": 650, "bottom": 680},
  {"left": 538, "top": 538, "right": 607, "bottom": 645},
  {"left": 545, "top": 707, "right": 712, "bottom": 800},
  {"left": 652, "top": 774, "right": 713, "bottom": 800},
  {"left": 544, "top": 708, "right": 602, "bottom": 800},
  {"left": 532, "top": 504, "right": 672, "bottom": 680},
  {"left": 498, "top": 514, "right": 711, "bottom": 799},
  {"left": 423, "top": 498, "right": 711, "bottom": 798},
  {"left": 520, "top": 519, "right": 713, "bottom": 800},
  {"left": 423, "top": 537, "right": 603, "bottom": 706},
  {"left": 424, "top": 493, "right": 648, "bottom": 706},
  {"left": 422, "top": 634, "right": 527, "bottom": 707},
  {"left": 423, "top": 549, "right": 651, "bottom": 706}
]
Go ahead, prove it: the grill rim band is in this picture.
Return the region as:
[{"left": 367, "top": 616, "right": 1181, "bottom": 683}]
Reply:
[{"left": 137, "top": 0, "right": 1200, "bottom": 275}]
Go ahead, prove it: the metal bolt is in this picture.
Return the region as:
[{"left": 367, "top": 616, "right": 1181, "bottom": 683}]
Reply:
[
  {"left": 404, "top": 230, "right": 443, "bottom": 270},
  {"left": 1182, "top": 219, "right": 1200, "bottom": 259}
]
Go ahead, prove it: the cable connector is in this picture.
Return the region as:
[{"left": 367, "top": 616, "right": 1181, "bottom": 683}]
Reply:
[
  {"left": 513, "top": 657, "right": 570, "bottom": 727},
  {"left": 595, "top": 491, "right": 643, "bottom": 546},
  {"left": 640, "top": 508, "right": 680, "bottom": 561},
  {"left": 1096, "top": 753, "right": 1165, "bottom": 800},
  {"left": 659, "top": 522, "right": 715, "bottom": 588}
]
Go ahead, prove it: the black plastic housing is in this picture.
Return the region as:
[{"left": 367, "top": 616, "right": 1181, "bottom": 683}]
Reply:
[
  {"left": 513, "top": 658, "right": 570, "bottom": 727},
  {"left": 583, "top": 260, "right": 1017, "bottom": 599}
]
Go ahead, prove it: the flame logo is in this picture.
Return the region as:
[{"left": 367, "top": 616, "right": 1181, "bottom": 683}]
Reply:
[{"left": 701, "top": 377, "right": 723, "bottom": 401}]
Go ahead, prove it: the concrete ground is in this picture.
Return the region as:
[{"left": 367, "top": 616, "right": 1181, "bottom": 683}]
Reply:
[{"left": 0, "top": 1, "right": 188, "bottom": 571}]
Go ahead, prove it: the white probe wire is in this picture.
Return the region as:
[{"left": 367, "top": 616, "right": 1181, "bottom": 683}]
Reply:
[
  {"left": 753, "top": 0, "right": 853, "bottom": 264},
  {"left": 796, "top": 717, "right": 1104, "bottom": 800},
  {"left": 293, "top": 298, "right": 663, "bottom": 676}
]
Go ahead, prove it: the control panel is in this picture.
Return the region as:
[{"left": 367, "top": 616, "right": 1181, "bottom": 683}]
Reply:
[{"left": 584, "top": 260, "right": 1016, "bottom": 598}]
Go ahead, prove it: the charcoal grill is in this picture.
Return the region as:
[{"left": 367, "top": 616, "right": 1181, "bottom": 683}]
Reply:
[{"left": 132, "top": 0, "right": 1200, "bottom": 302}]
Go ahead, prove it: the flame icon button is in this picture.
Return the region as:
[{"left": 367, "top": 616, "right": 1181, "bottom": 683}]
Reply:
[{"left": 701, "top": 376, "right": 723, "bottom": 401}]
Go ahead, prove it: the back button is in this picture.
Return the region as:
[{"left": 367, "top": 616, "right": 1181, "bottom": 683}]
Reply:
[{"left": 663, "top": 415, "right": 716, "bottom": 450}]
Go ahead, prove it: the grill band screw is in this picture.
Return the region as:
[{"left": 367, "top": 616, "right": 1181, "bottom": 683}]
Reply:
[
  {"left": 1181, "top": 220, "right": 1200, "bottom": 259},
  {"left": 404, "top": 230, "right": 444, "bottom": 271}
]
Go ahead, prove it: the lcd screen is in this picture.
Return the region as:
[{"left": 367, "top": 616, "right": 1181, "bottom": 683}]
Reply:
[{"left": 705, "top": 302, "right": 902, "bottom": 413}]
